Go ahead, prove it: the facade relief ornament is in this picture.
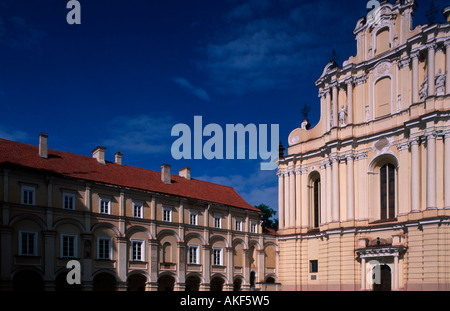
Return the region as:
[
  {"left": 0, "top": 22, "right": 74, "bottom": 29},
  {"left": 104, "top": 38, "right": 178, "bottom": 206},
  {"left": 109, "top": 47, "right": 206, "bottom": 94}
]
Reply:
[
  {"left": 374, "top": 61, "right": 392, "bottom": 78},
  {"left": 291, "top": 135, "right": 300, "bottom": 145},
  {"left": 371, "top": 137, "right": 395, "bottom": 155}
]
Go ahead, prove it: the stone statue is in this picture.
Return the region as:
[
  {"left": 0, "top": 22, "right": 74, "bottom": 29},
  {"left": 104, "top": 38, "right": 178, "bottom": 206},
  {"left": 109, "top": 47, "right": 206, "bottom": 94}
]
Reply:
[
  {"left": 365, "top": 104, "right": 370, "bottom": 122},
  {"left": 436, "top": 69, "right": 446, "bottom": 96},
  {"left": 330, "top": 109, "right": 334, "bottom": 128},
  {"left": 339, "top": 105, "right": 347, "bottom": 127},
  {"left": 420, "top": 75, "right": 428, "bottom": 101}
]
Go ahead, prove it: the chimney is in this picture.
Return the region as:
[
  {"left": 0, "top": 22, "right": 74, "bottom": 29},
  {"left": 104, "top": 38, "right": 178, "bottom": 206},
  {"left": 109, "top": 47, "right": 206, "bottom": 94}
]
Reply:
[
  {"left": 161, "top": 164, "right": 171, "bottom": 184},
  {"left": 92, "top": 146, "right": 106, "bottom": 164},
  {"left": 179, "top": 167, "right": 191, "bottom": 180},
  {"left": 39, "top": 133, "right": 48, "bottom": 159},
  {"left": 115, "top": 152, "right": 123, "bottom": 165}
]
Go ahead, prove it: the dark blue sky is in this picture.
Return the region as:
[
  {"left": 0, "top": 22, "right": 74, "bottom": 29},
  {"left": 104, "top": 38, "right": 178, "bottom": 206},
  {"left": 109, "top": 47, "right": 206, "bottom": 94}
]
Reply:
[{"left": 0, "top": 0, "right": 446, "bottom": 213}]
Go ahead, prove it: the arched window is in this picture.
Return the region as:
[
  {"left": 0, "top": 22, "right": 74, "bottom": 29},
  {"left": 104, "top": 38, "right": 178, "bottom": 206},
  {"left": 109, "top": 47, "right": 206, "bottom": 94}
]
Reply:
[
  {"left": 368, "top": 154, "right": 398, "bottom": 222},
  {"left": 309, "top": 173, "right": 321, "bottom": 228},
  {"left": 380, "top": 163, "right": 396, "bottom": 220}
]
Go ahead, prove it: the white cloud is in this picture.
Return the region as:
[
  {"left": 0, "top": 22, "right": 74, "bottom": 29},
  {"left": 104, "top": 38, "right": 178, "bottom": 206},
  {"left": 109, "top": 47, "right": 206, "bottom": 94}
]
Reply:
[
  {"left": 199, "top": 0, "right": 352, "bottom": 95},
  {"left": 100, "top": 114, "right": 175, "bottom": 155},
  {"left": 0, "top": 125, "right": 29, "bottom": 142},
  {"left": 197, "top": 168, "right": 278, "bottom": 213},
  {"left": 172, "top": 77, "right": 210, "bottom": 101}
]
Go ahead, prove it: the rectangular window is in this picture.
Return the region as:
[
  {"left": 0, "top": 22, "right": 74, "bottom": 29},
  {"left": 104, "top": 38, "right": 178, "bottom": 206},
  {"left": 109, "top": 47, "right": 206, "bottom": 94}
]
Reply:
[
  {"left": 63, "top": 192, "right": 75, "bottom": 210},
  {"left": 131, "top": 240, "right": 144, "bottom": 261},
  {"left": 98, "top": 238, "right": 112, "bottom": 260},
  {"left": 61, "top": 234, "right": 77, "bottom": 258},
  {"left": 21, "top": 186, "right": 35, "bottom": 206},
  {"left": 100, "top": 197, "right": 111, "bottom": 214},
  {"left": 163, "top": 207, "right": 172, "bottom": 222},
  {"left": 310, "top": 260, "right": 318, "bottom": 273},
  {"left": 251, "top": 222, "right": 257, "bottom": 233},
  {"left": 190, "top": 211, "right": 198, "bottom": 226},
  {"left": 188, "top": 245, "right": 199, "bottom": 264},
  {"left": 214, "top": 216, "right": 221, "bottom": 229},
  {"left": 133, "top": 201, "right": 143, "bottom": 219},
  {"left": 235, "top": 219, "right": 242, "bottom": 232},
  {"left": 213, "top": 248, "right": 223, "bottom": 266},
  {"left": 19, "top": 231, "right": 37, "bottom": 256}
]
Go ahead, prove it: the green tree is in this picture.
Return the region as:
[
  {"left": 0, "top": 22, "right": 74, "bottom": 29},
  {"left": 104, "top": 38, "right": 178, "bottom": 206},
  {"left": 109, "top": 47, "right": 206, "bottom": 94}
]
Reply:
[{"left": 255, "top": 203, "right": 278, "bottom": 231}]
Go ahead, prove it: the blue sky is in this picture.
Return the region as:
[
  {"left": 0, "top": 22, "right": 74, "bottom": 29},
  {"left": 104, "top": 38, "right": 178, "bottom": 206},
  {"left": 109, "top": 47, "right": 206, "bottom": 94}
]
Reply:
[{"left": 0, "top": 0, "right": 446, "bottom": 215}]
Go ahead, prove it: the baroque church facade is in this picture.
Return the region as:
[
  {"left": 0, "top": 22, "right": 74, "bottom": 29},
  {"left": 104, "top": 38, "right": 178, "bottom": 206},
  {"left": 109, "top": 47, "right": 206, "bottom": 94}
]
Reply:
[{"left": 277, "top": 1, "right": 450, "bottom": 290}]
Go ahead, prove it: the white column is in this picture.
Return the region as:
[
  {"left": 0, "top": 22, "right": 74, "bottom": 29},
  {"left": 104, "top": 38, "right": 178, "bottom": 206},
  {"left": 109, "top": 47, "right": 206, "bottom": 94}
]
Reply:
[
  {"left": 320, "top": 162, "right": 328, "bottom": 225},
  {"left": 446, "top": 40, "right": 450, "bottom": 95},
  {"left": 326, "top": 160, "right": 332, "bottom": 224},
  {"left": 332, "top": 83, "right": 338, "bottom": 128},
  {"left": 84, "top": 184, "right": 91, "bottom": 230},
  {"left": 445, "top": 132, "right": 450, "bottom": 208},
  {"left": 301, "top": 168, "right": 309, "bottom": 228},
  {"left": 361, "top": 257, "right": 366, "bottom": 290},
  {"left": 326, "top": 88, "right": 331, "bottom": 132},
  {"left": 295, "top": 167, "right": 302, "bottom": 228},
  {"left": 426, "top": 132, "right": 437, "bottom": 209},
  {"left": 289, "top": 168, "right": 296, "bottom": 228},
  {"left": 119, "top": 190, "right": 125, "bottom": 233},
  {"left": 284, "top": 172, "right": 290, "bottom": 228},
  {"left": 411, "top": 50, "right": 420, "bottom": 103},
  {"left": 277, "top": 171, "right": 285, "bottom": 229},
  {"left": 427, "top": 43, "right": 436, "bottom": 97},
  {"left": 331, "top": 156, "right": 340, "bottom": 222},
  {"left": 393, "top": 255, "right": 399, "bottom": 290},
  {"left": 346, "top": 154, "right": 354, "bottom": 220},
  {"left": 410, "top": 138, "right": 420, "bottom": 212},
  {"left": 346, "top": 78, "right": 354, "bottom": 125}
]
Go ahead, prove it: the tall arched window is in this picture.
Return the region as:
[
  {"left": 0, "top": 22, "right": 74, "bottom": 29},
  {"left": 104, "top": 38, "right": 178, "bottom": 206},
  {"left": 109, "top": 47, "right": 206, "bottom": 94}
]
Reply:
[
  {"left": 309, "top": 173, "right": 321, "bottom": 228},
  {"left": 368, "top": 154, "right": 398, "bottom": 222},
  {"left": 380, "top": 163, "right": 396, "bottom": 220}
]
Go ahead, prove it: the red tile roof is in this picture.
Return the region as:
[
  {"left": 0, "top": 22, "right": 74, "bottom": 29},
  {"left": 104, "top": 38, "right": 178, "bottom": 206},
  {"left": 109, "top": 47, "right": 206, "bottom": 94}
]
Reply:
[{"left": 0, "top": 138, "right": 260, "bottom": 212}]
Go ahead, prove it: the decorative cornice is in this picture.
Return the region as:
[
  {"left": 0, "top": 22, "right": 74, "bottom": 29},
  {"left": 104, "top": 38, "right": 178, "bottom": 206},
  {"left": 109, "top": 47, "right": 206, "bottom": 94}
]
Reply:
[
  {"left": 425, "top": 41, "right": 437, "bottom": 51},
  {"left": 397, "top": 56, "right": 410, "bottom": 69},
  {"left": 356, "top": 152, "right": 368, "bottom": 161},
  {"left": 409, "top": 137, "right": 420, "bottom": 146},
  {"left": 354, "top": 74, "right": 367, "bottom": 86},
  {"left": 410, "top": 48, "right": 420, "bottom": 59},
  {"left": 397, "top": 141, "right": 410, "bottom": 151}
]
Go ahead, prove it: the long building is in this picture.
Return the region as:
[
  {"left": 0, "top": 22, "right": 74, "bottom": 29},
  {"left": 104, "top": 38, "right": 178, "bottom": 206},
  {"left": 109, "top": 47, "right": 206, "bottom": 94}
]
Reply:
[
  {"left": 277, "top": 1, "right": 450, "bottom": 291},
  {"left": 0, "top": 134, "right": 278, "bottom": 291}
]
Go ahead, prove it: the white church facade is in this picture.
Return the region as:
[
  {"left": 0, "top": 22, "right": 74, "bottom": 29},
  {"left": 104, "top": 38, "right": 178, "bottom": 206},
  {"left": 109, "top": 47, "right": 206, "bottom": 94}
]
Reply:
[{"left": 277, "top": 0, "right": 450, "bottom": 290}]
